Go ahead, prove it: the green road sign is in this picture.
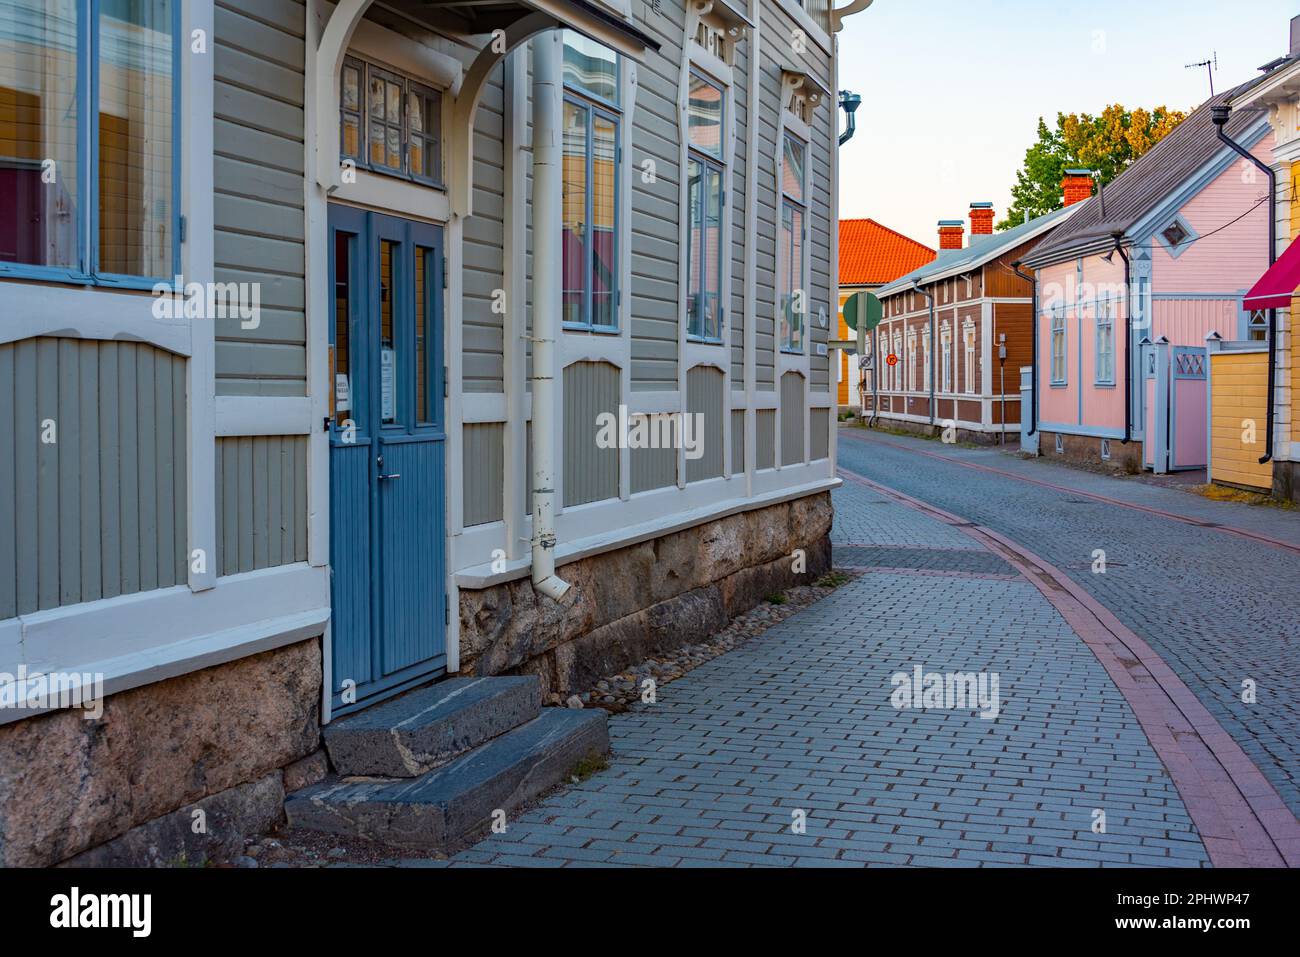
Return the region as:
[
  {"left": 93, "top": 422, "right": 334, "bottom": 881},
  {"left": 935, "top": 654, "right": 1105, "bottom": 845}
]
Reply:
[{"left": 843, "top": 291, "right": 882, "bottom": 332}]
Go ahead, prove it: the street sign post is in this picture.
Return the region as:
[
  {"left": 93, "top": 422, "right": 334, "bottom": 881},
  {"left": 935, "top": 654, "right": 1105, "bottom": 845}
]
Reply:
[{"left": 842, "top": 292, "right": 883, "bottom": 416}]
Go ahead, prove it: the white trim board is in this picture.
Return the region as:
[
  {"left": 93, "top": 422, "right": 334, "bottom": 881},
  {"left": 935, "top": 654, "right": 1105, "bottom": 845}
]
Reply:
[
  {"left": 454, "top": 474, "right": 840, "bottom": 589},
  {"left": 0, "top": 563, "right": 330, "bottom": 725}
]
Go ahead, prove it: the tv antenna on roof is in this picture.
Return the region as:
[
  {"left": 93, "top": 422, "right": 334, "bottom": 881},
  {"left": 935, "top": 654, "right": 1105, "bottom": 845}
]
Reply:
[{"left": 1186, "top": 51, "right": 1218, "bottom": 97}]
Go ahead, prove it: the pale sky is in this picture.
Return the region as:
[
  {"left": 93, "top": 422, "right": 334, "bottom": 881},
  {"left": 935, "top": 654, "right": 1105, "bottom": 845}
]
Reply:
[{"left": 835, "top": 0, "right": 1296, "bottom": 246}]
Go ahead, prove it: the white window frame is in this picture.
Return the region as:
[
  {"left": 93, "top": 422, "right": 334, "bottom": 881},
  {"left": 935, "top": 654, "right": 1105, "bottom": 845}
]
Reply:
[
  {"left": 779, "top": 130, "right": 809, "bottom": 354},
  {"left": 892, "top": 330, "right": 902, "bottom": 390},
  {"left": 963, "top": 320, "right": 977, "bottom": 395},
  {"left": 0, "top": 0, "right": 183, "bottom": 289},
  {"left": 685, "top": 68, "right": 728, "bottom": 343},
  {"left": 906, "top": 329, "right": 917, "bottom": 392},
  {"left": 1095, "top": 298, "right": 1115, "bottom": 385},
  {"left": 922, "top": 333, "right": 931, "bottom": 391},
  {"left": 561, "top": 31, "right": 623, "bottom": 334},
  {"left": 340, "top": 54, "right": 444, "bottom": 187},
  {"left": 941, "top": 324, "right": 952, "bottom": 393},
  {"left": 1051, "top": 307, "right": 1067, "bottom": 385}
]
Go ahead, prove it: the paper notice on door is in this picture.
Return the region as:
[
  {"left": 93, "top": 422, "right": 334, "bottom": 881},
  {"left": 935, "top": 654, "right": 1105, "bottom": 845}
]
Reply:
[
  {"left": 335, "top": 373, "right": 351, "bottom": 411},
  {"left": 381, "top": 346, "right": 395, "bottom": 422}
]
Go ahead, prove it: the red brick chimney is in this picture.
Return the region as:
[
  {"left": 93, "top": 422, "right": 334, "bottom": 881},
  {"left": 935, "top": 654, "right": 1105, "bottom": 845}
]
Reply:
[
  {"left": 1062, "top": 168, "right": 1094, "bottom": 207},
  {"left": 938, "top": 219, "right": 964, "bottom": 250},
  {"left": 969, "top": 202, "right": 995, "bottom": 237}
]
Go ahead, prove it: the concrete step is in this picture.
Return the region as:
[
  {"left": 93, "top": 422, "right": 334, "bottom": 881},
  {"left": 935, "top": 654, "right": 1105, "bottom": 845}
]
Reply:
[
  {"left": 323, "top": 676, "right": 541, "bottom": 778},
  {"left": 286, "top": 708, "right": 608, "bottom": 852}
]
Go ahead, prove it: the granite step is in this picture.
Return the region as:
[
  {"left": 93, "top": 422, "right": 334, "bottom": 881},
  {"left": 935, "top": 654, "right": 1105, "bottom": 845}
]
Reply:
[
  {"left": 286, "top": 707, "right": 609, "bottom": 852},
  {"left": 323, "top": 676, "right": 542, "bottom": 778}
]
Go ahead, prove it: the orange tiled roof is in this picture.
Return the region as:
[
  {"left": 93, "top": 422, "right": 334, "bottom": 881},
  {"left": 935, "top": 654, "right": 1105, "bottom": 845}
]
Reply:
[{"left": 839, "top": 218, "right": 936, "bottom": 287}]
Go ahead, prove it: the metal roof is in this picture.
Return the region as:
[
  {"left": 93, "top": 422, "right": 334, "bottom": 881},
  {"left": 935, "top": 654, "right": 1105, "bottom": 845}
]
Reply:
[
  {"left": 876, "top": 204, "right": 1076, "bottom": 297},
  {"left": 1025, "top": 77, "right": 1275, "bottom": 264}
]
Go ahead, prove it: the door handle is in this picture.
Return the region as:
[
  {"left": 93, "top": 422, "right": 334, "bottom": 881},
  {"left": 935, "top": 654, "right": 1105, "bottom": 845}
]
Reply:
[
  {"left": 379, "top": 472, "right": 401, "bottom": 480},
  {"left": 376, "top": 454, "right": 400, "bottom": 480}
]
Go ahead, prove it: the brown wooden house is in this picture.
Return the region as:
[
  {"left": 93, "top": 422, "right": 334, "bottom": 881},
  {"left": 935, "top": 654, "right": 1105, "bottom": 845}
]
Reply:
[{"left": 867, "top": 191, "right": 1088, "bottom": 441}]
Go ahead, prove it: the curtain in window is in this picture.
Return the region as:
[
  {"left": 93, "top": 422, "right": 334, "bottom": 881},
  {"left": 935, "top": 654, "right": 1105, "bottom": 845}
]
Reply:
[{"left": 1, "top": 0, "right": 82, "bottom": 268}]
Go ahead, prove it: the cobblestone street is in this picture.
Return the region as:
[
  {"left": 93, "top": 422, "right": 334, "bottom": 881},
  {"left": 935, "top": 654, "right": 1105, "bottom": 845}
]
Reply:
[
  {"left": 435, "top": 465, "right": 1217, "bottom": 868},
  {"left": 836, "top": 427, "right": 1300, "bottom": 819}
]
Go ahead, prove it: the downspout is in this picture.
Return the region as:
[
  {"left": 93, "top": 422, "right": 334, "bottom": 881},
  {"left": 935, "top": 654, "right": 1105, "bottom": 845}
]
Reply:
[
  {"left": 1109, "top": 232, "right": 1133, "bottom": 445},
  {"left": 529, "top": 36, "right": 570, "bottom": 601},
  {"left": 1010, "top": 261, "right": 1037, "bottom": 435},
  {"left": 913, "top": 280, "right": 935, "bottom": 426},
  {"left": 1213, "top": 103, "right": 1277, "bottom": 465},
  {"left": 837, "top": 91, "right": 861, "bottom": 145}
]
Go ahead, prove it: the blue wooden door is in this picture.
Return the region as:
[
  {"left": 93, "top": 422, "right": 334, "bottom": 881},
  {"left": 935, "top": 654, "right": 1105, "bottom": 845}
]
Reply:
[{"left": 328, "top": 207, "right": 446, "bottom": 714}]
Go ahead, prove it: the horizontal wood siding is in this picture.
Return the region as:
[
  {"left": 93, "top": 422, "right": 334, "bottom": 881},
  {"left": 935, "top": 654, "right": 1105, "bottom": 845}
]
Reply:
[
  {"left": 1, "top": 338, "right": 187, "bottom": 619},
  {"left": 463, "top": 423, "right": 505, "bottom": 525},
  {"left": 563, "top": 361, "right": 619, "bottom": 506},
  {"left": 630, "top": 5, "right": 684, "bottom": 391},
  {"left": 464, "top": 66, "right": 507, "bottom": 392},
  {"left": 730, "top": 37, "right": 748, "bottom": 384},
  {"left": 214, "top": 435, "right": 308, "bottom": 576},
  {"left": 753, "top": 29, "right": 779, "bottom": 389},
  {"left": 214, "top": 0, "right": 308, "bottom": 396}
]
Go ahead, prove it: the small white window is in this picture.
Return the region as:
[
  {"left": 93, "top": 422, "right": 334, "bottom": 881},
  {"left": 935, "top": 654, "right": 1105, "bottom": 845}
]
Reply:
[
  {"left": 1051, "top": 308, "right": 1067, "bottom": 384},
  {"left": 1101, "top": 438, "right": 1111, "bottom": 460},
  {"left": 963, "top": 322, "right": 977, "bottom": 395},
  {"left": 941, "top": 328, "right": 952, "bottom": 394}
]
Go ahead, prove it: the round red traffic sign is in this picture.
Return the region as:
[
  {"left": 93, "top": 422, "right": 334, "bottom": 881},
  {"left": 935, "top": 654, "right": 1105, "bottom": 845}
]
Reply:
[{"left": 886, "top": 353, "right": 898, "bottom": 366}]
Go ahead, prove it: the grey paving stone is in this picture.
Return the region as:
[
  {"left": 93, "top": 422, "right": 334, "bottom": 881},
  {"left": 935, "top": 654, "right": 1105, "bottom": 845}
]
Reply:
[{"left": 436, "top": 476, "right": 1209, "bottom": 868}]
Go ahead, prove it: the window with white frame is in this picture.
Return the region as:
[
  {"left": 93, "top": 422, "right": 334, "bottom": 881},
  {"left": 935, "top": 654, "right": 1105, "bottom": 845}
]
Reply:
[
  {"left": 340, "top": 56, "right": 442, "bottom": 184},
  {"left": 1050, "top": 308, "right": 1067, "bottom": 384},
  {"left": 686, "top": 70, "right": 725, "bottom": 341},
  {"left": 779, "top": 134, "right": 807, "bottom": 352},
  {"left": 941, "top": 325, "right": 952, "bottom": 393},
  {"left": 0, "top": 0, "right": 178, "bottom": 284},
  {"left": 963, "top": 321, "right": 976, "bottom": 394},
  {"left": 906, "top": 329, "right": 916, "bottom": 391},
  {"left": 561, "top": 31, "right": 621, "bottom": 332},
  {"left": 922, "top": 333, "right": 931, "bottom": 391},
  {"left": 892, "top": 330, "right": 902, "bottom": 390},
  {"left": 1095, "top": 298, "right": 1115, "bottom": 383}
]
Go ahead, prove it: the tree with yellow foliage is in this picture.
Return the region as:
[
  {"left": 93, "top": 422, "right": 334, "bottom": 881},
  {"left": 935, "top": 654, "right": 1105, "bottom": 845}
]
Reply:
[{"left": 998, "top": 105, "right": 1187, "bottom": 230}]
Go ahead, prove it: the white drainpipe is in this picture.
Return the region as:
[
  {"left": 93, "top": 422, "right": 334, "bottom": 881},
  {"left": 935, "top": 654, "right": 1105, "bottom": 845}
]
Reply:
[{"left": 529, "top": 34, "right": 571, "bottom": 602}]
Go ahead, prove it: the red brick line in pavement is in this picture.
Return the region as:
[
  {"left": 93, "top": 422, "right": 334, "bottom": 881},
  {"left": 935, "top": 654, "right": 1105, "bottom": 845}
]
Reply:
[
  {"left": 841, "top": 430, "right": 1300, "bottom": 556},
  {"left": 838, "top": 466, "right": 1300, "bottom": 869}
]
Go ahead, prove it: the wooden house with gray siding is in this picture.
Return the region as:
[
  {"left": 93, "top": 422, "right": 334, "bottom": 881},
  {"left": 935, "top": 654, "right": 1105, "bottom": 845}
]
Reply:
[{"left": 0, "top": 0, "right": 868, "bottom": 864}]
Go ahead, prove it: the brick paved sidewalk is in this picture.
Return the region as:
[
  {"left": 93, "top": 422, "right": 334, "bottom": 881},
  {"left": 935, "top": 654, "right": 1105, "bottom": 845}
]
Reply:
[{"left": 435, "top": 479, "right": 1209, "bottom": 867}]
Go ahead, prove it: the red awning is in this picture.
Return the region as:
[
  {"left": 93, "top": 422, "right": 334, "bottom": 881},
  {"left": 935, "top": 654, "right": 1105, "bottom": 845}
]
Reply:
[{"left": 1244, "top": 237, "right": 1300, "bottom": 310}]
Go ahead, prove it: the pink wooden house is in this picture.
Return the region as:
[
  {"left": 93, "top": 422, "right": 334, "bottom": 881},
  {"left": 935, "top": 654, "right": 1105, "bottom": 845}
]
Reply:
[{"left": 1022, "top": 83, "right": 1275, "bottom": 473}]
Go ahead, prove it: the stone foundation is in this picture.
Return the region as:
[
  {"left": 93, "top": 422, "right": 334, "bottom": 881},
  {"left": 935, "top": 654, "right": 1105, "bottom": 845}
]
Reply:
[
  {"left": 1274, "top": 459, "right": 1300, "bottom": 503},
  {"left": 863, "top": 417, "right": 1009, "bottom": 447},
  {"left": 0, "top": 638, "right": 322, "bottom": 867},
  {"left": 1038, "top": 430, "right": 1142, "bottom": 475},
  {"left": 459, "top": 491, "right": 834, "bottom": 698}
]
